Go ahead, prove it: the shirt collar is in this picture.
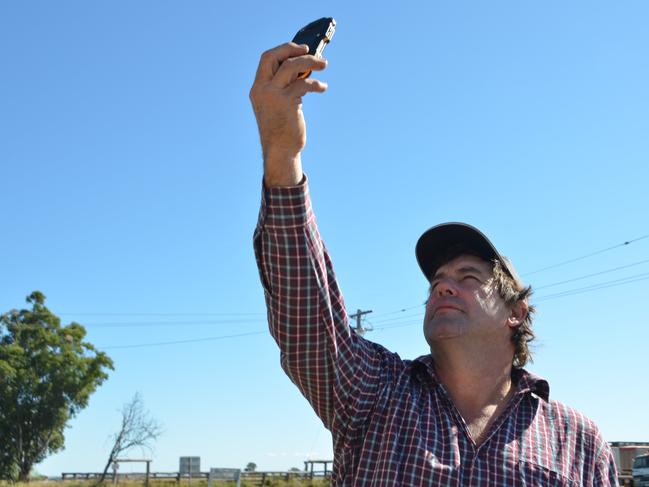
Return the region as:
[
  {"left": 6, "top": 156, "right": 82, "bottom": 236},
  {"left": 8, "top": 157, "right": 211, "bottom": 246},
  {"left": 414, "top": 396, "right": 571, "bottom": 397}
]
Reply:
[
  {"left": 411, "top": 354, "right": 439, "bottom": 384},
  {"left": 512, "top": 367, "right": 550, "bottom": 401},
  {"left": 411, "top": 355, "right": 550, "bottom": 402}
]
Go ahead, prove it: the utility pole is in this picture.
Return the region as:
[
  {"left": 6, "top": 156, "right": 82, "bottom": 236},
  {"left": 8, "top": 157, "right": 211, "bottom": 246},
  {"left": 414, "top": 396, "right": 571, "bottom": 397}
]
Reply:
[{"left": 349, "top": 309, "right": 373, "bottom": 336}]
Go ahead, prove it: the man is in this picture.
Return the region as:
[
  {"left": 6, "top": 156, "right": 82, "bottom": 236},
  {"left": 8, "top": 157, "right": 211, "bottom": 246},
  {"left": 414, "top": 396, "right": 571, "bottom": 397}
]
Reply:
[{"left": 250, "top": 42, "right": 618, "bottom": 486}]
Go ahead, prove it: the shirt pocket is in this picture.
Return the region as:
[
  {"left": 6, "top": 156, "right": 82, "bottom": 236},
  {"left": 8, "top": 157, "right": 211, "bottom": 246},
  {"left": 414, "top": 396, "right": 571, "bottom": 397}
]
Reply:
[{"left": 518, "top": 461, "right": 579, "bottom": 487}]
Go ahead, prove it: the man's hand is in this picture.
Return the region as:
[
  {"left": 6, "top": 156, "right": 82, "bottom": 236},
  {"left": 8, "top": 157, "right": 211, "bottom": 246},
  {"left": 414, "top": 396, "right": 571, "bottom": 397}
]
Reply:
[{"left": 249, "top": 42, "right": 328, "bottom": 187}]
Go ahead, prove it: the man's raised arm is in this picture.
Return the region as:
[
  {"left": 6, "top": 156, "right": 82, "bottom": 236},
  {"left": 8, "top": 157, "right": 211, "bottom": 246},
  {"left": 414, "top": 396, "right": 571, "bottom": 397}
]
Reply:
[{"left": 250, "top": 43, "right": 394, "bottom": 431}]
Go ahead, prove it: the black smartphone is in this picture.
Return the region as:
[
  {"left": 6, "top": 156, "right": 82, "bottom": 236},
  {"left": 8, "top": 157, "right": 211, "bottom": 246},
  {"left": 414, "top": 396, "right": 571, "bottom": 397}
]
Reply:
[{"left": 292, "top": 17, "right": 336, "bottom": 79}]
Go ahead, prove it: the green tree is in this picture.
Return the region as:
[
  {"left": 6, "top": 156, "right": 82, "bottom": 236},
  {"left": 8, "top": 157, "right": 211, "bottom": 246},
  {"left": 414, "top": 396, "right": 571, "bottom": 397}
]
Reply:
[{"left": 0, "top": 291, "right": 113, "bottom": 481}]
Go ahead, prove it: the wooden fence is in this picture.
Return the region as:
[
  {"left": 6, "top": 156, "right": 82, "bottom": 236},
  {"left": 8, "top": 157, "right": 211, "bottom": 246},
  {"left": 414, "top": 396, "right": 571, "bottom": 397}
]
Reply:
[
  {"left": 241, "top": 470, "right": 330, "bottom": 482},
  {"left": 61, "top": 470, "right": 331, "bottom": 484},
  {"left": 62, "top": 473, "right": 209, "bottom": 481}
]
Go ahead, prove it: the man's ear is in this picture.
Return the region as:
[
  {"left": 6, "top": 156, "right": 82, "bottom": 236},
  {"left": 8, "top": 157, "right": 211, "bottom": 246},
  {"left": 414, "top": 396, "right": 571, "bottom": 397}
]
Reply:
[{"left": 507, "top": 300, "right": 528, "bottom": 328}]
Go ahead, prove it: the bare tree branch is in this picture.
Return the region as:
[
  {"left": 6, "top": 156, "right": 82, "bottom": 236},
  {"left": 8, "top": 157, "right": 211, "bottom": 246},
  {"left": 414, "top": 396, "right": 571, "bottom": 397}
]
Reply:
[{"left": 96, "top": 393, "right": 162, "bottom": 485}]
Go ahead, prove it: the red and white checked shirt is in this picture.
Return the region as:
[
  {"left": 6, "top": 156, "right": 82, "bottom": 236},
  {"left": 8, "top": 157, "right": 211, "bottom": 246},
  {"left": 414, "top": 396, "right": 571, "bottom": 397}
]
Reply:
[{"left": 253, "top": 177, "right": 618, "bottom": 486}]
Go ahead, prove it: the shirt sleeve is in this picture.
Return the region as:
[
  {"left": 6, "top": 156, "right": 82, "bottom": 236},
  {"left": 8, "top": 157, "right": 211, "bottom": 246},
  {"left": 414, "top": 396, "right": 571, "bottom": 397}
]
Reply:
[
  {"left": 592, "top": 432, "right": 620, "bottom": 486},
  {"left": 253, "top": 175, "right": 396, "bottom": 433}
]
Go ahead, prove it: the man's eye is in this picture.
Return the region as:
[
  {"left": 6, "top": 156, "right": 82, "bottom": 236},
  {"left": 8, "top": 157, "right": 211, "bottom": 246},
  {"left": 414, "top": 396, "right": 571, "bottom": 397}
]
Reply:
[{"left": 463, "top": 275, "right": 479, "bottom": 282}]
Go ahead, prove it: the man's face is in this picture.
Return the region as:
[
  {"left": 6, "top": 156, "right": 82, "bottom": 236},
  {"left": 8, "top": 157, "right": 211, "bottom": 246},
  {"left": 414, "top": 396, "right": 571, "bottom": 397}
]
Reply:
[{"left": 423, "top": 254, "right": 517, "bottom": 349}]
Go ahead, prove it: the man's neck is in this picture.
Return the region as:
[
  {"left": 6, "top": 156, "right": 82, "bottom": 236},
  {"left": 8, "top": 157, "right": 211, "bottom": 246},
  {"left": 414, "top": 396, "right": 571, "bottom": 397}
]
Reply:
[{"left": 432, "top": 343, "right": 515, "bottom": 443}]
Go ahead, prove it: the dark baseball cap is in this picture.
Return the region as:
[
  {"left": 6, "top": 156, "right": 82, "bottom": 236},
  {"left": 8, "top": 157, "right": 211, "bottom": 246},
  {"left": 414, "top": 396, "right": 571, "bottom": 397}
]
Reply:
[{"left": 415, "top": 222, "right": 523, "bottom": 287}]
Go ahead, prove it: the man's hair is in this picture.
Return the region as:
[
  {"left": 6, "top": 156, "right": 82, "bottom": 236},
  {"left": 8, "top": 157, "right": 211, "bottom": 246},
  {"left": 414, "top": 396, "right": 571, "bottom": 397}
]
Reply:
[
  {"left": 491, "top": 259, "right": 536, "bottom": 368},
  {"left": 427, "top": 243, "right": 536, "bottom": 368}
]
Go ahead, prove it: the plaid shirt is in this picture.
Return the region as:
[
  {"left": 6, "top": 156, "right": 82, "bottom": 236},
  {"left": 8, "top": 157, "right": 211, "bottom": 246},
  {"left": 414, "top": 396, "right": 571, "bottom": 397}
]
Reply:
[{"left": 254, "top": 177, "right": 618, "bottom": 486}]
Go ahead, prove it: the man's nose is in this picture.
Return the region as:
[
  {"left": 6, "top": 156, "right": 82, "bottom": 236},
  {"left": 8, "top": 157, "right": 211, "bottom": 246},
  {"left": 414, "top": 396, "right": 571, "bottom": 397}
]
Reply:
[{"left": 435, "top": 278, "right": 458, "bottom": 296}]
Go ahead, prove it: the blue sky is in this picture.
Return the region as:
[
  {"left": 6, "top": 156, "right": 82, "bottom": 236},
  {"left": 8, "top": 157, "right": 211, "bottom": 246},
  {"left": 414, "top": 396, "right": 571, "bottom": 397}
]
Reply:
[{"left": 1, "top": 0, "right": 648, "bottom": 476}]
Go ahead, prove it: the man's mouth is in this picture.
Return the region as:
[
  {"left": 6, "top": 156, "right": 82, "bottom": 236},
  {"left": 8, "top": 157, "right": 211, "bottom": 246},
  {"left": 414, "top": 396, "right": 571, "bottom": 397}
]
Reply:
[{"left": 433, "top": 305, "right": 462, "bottom": 315}]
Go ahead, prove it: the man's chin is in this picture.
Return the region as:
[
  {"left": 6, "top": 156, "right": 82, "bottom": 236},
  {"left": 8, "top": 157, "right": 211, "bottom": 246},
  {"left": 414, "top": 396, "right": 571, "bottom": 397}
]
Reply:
[{"left": 424, "top": 321, "right": 464, "bottom": 344}]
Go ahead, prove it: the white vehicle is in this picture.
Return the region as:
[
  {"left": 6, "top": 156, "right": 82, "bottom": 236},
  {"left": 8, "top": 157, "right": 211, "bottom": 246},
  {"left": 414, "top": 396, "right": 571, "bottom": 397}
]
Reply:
[
  {"left": 633, "top": 454, "right": 649, "bottom": 487},
  {"left": 610, "top": 442, "right": 649, "bottom": 485}
]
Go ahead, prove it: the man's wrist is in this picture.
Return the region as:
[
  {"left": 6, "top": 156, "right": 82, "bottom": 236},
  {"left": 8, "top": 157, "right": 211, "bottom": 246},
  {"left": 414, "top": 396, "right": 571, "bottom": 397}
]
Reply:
[{"left": 263, "top": 151, "right": 303, "bottom": 187}]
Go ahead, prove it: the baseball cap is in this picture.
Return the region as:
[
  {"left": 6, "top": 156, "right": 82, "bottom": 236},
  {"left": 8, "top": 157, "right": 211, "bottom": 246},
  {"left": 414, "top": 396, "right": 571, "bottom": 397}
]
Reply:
[{"left": 415, "top": 222, "right": 524, "bottom": 287}]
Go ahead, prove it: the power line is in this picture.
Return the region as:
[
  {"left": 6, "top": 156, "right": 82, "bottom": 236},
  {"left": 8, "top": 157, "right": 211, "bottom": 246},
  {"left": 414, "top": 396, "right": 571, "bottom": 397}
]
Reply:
[
  {"left": 95, "top": 266, "right": 649, "bottom": 344},
  {"left": 535, "top": 258, "right": 649, "bottom": 290},
  {"left": 97, "top": 269, "right": 649, "bottom": 349},
  {"left": 372, "top": 271, "right": 649, "bottom": 333},
  {"left": 101, "top": 330, "right": 268, "bottom": 350},
  {"left": 376, "top": 320, "right": 423, "bottom": 331},
  {"left": 93, "top": 236, "right": 649, "bottom": 348},
  {"left": 84, "top": 257, "right": 649, "bottom": 329},
  {"left": 369, "top": 304, "right": 423, "bottom": 319},
  {"left": 367, "top": 256, "right": 649, "bottom": 322},
  {"left": 58, "top": 233, "right": 648, "bottom": 323},
  {"left": 365, "top": 238, "right": 648, "bottom": 324},
  {"left": 523, "top": 233, "right": 649, "bottom": 276},
  {"left": 535, "top": 272, "right": 649, "bottom": 302},
  {"left": 59, "top": 312, "right": 265, "bottom": 317},
  {"left": 84, "top": 319, "right": 267, "bottom": 328},
  {"left": 368, "top": 311, "right": 424, "bottom": 326}
]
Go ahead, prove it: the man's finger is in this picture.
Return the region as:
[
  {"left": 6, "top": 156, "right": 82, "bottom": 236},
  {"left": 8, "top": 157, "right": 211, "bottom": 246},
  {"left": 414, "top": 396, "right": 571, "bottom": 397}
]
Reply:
[
  {"left": 254, "top": 42, "right": 310, "bottom": 82},
  {"left": 286, "top": 78, "right": 328, "bottom": 99},
  {"left": 272, "top": 55, "right": 327, "bottom": 88}
]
